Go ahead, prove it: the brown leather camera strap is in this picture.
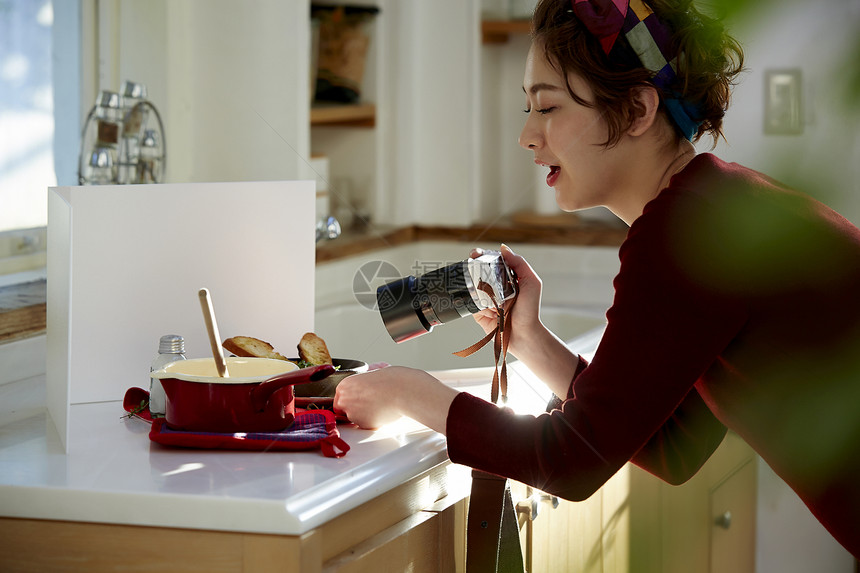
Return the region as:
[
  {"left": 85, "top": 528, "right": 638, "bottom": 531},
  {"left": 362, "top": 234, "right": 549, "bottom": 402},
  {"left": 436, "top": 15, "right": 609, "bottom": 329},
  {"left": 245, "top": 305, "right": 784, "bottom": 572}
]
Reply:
[
  {"left": 465, "top": 469, "right": 524, "bottom": 573},
  {"left": 453, "top": 282, "right": 516, "bottom": 403},
  {"left": 454, "top": 283, "right": 524, "bottom": 572}
]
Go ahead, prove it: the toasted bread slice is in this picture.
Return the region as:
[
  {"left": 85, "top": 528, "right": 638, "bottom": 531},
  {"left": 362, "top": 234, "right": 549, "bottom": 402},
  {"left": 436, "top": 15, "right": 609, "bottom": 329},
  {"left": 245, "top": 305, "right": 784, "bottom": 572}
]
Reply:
[
  {"left": 297, "top": 332, "right": 333, "bottom": 365},
  {"left": 223, "top": 336, "right": 289, "bottom": 361}
]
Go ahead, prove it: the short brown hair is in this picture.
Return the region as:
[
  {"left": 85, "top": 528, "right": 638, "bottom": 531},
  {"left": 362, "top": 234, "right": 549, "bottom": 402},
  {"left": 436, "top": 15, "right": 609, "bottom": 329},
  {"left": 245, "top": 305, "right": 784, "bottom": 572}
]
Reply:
[{"left": 532, "top": 0, "right": 744, "bottom": 147}]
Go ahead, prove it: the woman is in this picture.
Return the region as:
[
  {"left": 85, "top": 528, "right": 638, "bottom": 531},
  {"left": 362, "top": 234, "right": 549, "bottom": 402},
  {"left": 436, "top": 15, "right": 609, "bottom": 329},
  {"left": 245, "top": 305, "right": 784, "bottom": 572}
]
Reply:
[{"left": 334, "top": 0, "right": 860, "bottom": 557}]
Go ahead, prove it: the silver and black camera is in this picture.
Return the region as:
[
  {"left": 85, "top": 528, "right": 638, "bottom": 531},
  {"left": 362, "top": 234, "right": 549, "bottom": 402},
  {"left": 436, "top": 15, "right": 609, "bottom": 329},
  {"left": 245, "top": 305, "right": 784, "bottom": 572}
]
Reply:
[{"left": 377, "top": 251, "right": 518, "bottom": 343}]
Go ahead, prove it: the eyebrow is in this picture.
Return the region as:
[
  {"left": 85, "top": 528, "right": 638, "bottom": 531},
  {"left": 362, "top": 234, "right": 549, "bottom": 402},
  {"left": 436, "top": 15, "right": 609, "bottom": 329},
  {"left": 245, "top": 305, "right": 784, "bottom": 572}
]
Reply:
[{"left": 523, "top": 82, "right": 565, "bottom": 95}]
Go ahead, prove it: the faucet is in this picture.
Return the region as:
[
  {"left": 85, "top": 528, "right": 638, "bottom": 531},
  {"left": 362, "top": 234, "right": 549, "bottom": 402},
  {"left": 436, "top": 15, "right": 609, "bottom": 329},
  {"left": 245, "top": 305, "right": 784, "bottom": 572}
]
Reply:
[{"left": 315, "top": 215, "right": 342, "bottom": 243}]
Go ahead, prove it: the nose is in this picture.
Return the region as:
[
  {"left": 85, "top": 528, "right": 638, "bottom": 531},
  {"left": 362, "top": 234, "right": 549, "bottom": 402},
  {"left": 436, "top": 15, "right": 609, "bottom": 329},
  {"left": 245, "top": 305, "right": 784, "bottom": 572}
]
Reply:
[{"left": 518, "top": 114, "right": 542, "bottom": 150}]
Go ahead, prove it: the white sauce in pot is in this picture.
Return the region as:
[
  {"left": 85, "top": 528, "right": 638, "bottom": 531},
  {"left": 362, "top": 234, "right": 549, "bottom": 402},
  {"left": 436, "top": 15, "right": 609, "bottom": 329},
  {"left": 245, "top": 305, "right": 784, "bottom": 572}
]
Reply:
[{"left": 153, "top": 357, "right": 298, "bottom": 383}]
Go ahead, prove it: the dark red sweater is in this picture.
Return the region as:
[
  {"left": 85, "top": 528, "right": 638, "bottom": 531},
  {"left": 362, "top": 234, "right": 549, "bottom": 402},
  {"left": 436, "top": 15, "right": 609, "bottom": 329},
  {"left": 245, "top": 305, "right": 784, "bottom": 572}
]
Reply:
[{"left": 446, "top": 154, "right": 860, "bottom": 557}]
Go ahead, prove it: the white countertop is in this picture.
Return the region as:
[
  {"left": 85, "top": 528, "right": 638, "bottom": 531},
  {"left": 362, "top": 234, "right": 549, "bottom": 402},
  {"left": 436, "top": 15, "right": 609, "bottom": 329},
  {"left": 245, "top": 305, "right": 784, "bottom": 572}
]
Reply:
[
  {"left": 0, "top": 328, "right": 603, "bottom": 537},
  {"left": 0, "top": 379, "right": 457, "bottom": 536},
  {"left": 0, "top": 405, "right": 444, "bottom": 536}
]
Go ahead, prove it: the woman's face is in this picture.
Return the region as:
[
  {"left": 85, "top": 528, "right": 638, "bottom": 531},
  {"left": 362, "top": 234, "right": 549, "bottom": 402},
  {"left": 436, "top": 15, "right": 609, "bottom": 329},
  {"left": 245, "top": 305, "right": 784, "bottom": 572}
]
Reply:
[{"left": 519, "top": 43, "right": 623, "bottom": 212}]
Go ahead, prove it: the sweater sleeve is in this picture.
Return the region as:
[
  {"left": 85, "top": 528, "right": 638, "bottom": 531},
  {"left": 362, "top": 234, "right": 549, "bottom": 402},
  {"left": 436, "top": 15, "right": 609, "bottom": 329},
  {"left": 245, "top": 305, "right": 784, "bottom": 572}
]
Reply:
[
  {"left": 630, "top": 387, "right": 727, "bottom": 484},
  {"left": 568, "top": 357, "right": 727, "bottom": 485},
  {"left": 446, "top": 186, "right": 747, "bottom": 501}
]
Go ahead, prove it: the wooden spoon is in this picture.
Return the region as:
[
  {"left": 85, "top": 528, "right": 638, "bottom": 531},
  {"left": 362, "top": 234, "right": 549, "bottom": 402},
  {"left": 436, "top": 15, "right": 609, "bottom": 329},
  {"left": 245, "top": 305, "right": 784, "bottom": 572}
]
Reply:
[{"left": 198, "top": 288, "right": 229, "bottom": 377}]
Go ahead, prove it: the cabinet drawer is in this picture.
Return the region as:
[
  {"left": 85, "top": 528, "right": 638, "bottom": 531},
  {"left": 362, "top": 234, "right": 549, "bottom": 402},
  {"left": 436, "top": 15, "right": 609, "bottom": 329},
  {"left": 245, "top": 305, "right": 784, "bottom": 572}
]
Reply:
[
  {"left": 709, "top": 460, "right": 756, "bottom": 573},
  {"left": 322, "top": 499, "right": 466, "bottom": 573}
]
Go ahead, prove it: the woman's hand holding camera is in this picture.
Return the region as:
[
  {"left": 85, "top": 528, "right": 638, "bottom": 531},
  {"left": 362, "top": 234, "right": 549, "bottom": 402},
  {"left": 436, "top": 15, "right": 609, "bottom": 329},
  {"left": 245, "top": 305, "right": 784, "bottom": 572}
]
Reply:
[
  {"left": 334, "top": 244, "right": 582, "bottom": 431},
  {"left": 471, "top": 244, "right": 544, "bottom": 357},
  {"left": 472, "top": 244, "right": 581, "bottom": 399}
]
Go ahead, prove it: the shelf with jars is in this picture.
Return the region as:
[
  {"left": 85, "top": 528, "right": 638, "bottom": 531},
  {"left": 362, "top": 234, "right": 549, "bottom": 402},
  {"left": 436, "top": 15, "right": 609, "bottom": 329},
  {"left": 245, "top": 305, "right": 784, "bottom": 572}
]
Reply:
[{"left": 309, "top": 3, "right": 381, "bottom": 233}]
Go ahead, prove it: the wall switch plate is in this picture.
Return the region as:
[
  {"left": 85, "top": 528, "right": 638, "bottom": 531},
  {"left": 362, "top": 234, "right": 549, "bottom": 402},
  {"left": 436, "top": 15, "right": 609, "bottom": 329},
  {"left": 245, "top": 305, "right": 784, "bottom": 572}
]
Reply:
[{"left": 764, "top": 69, "right": 804, "bottom": 135}]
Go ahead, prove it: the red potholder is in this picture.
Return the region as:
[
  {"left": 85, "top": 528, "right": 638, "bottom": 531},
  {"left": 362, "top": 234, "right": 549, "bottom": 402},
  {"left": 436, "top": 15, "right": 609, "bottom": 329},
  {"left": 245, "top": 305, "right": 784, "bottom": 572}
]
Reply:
[
  {"left": 295, "top": 396, "right": 351, "bottom": 423},
  {"left": 123, "top": 387, "right": 350, "bottom": 458}
]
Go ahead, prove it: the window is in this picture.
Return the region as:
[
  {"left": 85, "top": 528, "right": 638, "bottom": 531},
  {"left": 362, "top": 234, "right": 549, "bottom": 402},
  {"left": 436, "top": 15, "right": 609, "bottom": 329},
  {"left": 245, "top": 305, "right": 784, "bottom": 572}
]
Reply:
[
  {"left": 0, "top": 0, "right": 54, "bottom": 234},
  {"left": 0, "top": 0, "right": 78, "bottom": 277}
]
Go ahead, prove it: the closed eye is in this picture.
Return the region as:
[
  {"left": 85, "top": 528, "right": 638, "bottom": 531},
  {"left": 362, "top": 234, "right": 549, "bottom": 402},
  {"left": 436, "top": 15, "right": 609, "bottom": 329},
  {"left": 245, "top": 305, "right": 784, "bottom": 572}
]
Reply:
[{"left": 523, "top": 107, "right": 556, "bottom": 115}]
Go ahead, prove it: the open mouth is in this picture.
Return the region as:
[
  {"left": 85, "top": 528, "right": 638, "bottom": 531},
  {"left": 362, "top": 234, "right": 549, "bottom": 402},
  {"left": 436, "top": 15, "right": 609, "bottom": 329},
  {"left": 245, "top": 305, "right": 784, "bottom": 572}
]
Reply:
[
  {"left": 546, "top": 165, "right": 561, "bottom": 187},
  {"left": 535, "top": 159, "right": 561, "bottom": 187}
]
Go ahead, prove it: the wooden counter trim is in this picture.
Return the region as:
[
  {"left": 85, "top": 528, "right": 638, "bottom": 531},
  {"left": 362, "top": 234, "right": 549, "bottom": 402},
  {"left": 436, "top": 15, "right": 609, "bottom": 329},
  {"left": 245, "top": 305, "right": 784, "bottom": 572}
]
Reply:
[
  {"left": 316, "top": 222, "right": 627, "bottom": 263},
  {"left": 0, "top": 304, "right": 45, "bottom": 343},
  {"left": 0, "top": 516, "right": 328, "bottom": 573},
  {"left": 0, "top": 279, "right": 46, "bottom": 343}
]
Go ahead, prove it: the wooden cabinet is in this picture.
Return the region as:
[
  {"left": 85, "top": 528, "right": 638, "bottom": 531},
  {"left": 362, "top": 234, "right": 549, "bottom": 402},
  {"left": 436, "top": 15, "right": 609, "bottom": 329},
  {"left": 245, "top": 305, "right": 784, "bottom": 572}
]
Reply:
[
  {"left": 709, "top": 460, "right": 756, "bottom": 573},
  {"left": 509, "top": 432, "right": 757, "bottom": 573},
  {"left": 323, "top": 492, "right": 466, "bottom": 572},
  {"left": 513, "top": 480, "right": 605, "bottom": 573},
  {"left": 657, "top": 431, "right": 756, "bottom": 573}
]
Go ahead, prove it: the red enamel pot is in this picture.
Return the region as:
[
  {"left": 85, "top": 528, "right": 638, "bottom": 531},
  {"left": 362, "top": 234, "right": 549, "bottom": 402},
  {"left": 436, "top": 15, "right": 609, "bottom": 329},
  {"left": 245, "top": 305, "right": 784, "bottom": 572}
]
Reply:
[{"left": 151, "top": 357, "right": 335, "bottom": 433}]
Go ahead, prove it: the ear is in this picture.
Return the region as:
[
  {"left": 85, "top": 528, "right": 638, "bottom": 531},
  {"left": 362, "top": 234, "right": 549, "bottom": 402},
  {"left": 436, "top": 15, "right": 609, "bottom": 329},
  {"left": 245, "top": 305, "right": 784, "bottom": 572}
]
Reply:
[{"left": 627, "top": 85, "right": 661, "bottom": 136}]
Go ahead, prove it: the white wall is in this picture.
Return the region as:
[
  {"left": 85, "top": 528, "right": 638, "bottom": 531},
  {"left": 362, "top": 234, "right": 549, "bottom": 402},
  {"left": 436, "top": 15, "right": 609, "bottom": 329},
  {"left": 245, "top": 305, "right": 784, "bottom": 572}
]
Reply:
[
  {"left": 480, "top": 34, "right": 538, "bottom": 221},
  {"left": 755, "top": 459, "right": 855, "bottom": 572},
  {"left": 383, "top": 0, "right": 482, "bottom": 227},
  {"left": 106, "top": 0, "right": 310, "bottom": 185},
  {"left": 704, "top": 0, "right": 860, "bottom": 226}
]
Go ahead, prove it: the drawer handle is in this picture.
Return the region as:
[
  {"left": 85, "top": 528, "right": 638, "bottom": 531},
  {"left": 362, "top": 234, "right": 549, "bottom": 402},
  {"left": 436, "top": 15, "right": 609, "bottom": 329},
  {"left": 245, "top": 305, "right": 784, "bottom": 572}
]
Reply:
[
  {"left": 714, "top": 511, "right": 732, "bottom": 529},
  {"left": 516, "top": 497, "right": 539, "bottom": 521},
  {"left": 515, "top": 493, "right": 560, "bottom": 521},
  {"left": 541, "top": 493, "right": 560, "bottom": 509}
]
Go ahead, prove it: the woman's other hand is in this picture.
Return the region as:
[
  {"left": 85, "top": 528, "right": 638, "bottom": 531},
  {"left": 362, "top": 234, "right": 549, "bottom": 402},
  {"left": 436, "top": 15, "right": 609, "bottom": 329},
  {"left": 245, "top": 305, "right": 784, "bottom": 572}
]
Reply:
[{"left": 333, "top": 366, "right": 458, "bottom": 432}]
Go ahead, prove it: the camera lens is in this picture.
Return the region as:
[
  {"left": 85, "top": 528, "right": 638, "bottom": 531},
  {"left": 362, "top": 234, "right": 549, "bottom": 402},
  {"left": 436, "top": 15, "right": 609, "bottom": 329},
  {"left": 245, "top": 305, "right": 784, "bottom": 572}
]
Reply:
[
  {"left": 377, "top": 252, "right": 517, "bottom": 344},
  {"left": 377, "top": 261, "right": 479, "bottom": 343}
]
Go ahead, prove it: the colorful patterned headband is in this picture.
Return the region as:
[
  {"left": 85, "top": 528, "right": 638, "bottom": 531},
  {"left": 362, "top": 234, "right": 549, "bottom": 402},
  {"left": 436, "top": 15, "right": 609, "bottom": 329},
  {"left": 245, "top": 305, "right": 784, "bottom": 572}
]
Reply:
[{"left": 571, "top": 0, "right": 702, "bottom": 140}]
